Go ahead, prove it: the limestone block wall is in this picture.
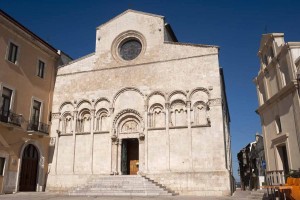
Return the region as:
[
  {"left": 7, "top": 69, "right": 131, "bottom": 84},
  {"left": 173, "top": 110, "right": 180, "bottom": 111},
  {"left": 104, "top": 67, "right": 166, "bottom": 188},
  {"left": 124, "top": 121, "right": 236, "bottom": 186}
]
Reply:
[{"left": 46, "top": 10, "right": 232, "bottom": 196}]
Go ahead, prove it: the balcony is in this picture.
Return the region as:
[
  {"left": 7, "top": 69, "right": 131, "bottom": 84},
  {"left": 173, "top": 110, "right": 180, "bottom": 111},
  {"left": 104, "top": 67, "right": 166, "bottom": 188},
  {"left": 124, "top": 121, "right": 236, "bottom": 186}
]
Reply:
[
  {"left": 27, "top": 121, "right": 49, "bottom": 135},
  {"left": 0, "top": 110, "right": 22, "bottom": 127}
]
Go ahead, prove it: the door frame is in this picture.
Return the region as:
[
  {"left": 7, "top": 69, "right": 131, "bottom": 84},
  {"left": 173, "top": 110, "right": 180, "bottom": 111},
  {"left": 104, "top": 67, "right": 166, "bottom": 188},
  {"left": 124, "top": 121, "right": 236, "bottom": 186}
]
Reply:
[
  {"left": 121, "top": 138, "right": 139, "bottom": 175},
  {"left": 16, "top": 141, "right": 44, "bottom": 192}
]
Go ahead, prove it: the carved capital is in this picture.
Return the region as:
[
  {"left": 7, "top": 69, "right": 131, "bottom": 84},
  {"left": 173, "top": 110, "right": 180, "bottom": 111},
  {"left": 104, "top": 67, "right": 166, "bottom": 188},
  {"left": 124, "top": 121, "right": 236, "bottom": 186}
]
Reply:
[
  {"left": 111, "top": 135, "right": 118, "bottom": 145},
  {"left": 139, "top": 133, "right": 145, "bottom": 141},
  {"left": 165, "top": 102, "right": 170, "bottom": 109},
  {"left": 186, "top": 101, "right": 191, "bottom": 108},
  {"left": 109, "top": 107, "right": 114, "bottom": 114}
]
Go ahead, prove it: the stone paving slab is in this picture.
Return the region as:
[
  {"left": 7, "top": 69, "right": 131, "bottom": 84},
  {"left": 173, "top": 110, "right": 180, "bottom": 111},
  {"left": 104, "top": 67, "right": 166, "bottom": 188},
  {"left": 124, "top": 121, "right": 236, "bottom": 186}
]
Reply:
[{"left": 0, "top": 190, "right": 264, "bottom": 200}]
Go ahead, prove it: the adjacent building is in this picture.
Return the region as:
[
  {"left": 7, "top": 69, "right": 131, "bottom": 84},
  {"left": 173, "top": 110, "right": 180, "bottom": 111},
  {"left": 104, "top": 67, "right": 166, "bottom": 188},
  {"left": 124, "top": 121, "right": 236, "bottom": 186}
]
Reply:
[
  {"left": 254, "top": 33, "right": 300, "bottom": 185},
  {"left": 46, "top": 10, "right": 233, "bottom": 196},
  {"left": 237, "top": 133, "right": 265, "bottom": 190},
  {"left": 0, "top": 10, "right": 70, "bottom": 193}
]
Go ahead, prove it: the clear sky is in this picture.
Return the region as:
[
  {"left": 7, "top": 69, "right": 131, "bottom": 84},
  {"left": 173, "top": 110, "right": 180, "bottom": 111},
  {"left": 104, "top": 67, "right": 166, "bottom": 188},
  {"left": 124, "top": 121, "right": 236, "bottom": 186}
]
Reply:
[{"left": 1, "top": 0, "right": 300, "bottom": 181}]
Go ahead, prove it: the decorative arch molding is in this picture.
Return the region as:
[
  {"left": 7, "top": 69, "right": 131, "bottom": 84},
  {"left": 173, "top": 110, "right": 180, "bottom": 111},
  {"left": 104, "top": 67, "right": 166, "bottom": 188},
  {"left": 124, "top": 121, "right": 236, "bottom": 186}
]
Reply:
[
  {"left": 111, "top": 87, "right": 144, "bottom": 109},
  {"left": 188, "top": 87, "right": 210, "bottom": 102},
  {"left": 94, "top": 97, "right": 111, "bottom": 107},
  {"left": 146, "top": 91, "right": 166, "bottom": 105},
  {"left": 76, "top": 99, "right": 92, "bottom": 109},
  {"left": 170, "top": 99, "right": 187, "bottom": 108},
  {"left": 167, "top": 90, "right": 187, "bottom": 102},
  {"left": 112, "top": 108, "right": 144, "bottom": 135},
  {"left": 59, "top": 101, "right": 74, "bottom": 112}
]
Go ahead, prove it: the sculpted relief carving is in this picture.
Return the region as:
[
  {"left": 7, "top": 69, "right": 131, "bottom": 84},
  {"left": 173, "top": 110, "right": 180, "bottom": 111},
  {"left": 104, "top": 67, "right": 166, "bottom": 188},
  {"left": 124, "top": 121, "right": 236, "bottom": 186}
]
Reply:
[{"left": 121, "top": 120, "right": 139, "bottom": 133}]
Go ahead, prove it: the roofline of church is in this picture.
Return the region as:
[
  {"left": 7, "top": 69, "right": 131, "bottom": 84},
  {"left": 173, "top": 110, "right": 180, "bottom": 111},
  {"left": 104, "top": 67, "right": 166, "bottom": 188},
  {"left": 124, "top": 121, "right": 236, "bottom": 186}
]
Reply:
[
  {"left": 165, "top": 41, "right": 219, "bottom": 49},
  {"left": 0, "top": 9, "right": 58, "bottom": 54},
  {"left": 96, "top": 9, "right": 164, "bottom": 29}
]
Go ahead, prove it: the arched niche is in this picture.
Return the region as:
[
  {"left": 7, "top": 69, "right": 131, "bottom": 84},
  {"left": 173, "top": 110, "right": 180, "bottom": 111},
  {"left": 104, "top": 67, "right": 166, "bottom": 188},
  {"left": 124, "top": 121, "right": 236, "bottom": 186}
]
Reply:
[
  {"left": 77, "top": 109, "right": 91, "bottom": 133},
  {"left": 76, "top": 99, "right": 92, "bottom": 111},
  {"left": 61, "top": 112, "right": 73, "bottom": 134},
  {"left": 168, "top": 90, "right": 187, "bottom": 103},
  {"left": 191, "top": 101, "right": 209, "bottom": 126},
  {"left": 189, "top": 87, "right": 210, "bottom": 105},
  {"left": 59, "top": 101, "right": 74, "bottom": 114},
  {"left": 112, "top": 87, "right": 144, "bottom": 113},
  {"left": 95, "top": 108, "right": 109, "bottom": 132},
  {"left": 170, "top": 99, "right": 187, "bottom": 126},
  {"left": 148, "top": 103, "right": 165, "bottom": 128}
]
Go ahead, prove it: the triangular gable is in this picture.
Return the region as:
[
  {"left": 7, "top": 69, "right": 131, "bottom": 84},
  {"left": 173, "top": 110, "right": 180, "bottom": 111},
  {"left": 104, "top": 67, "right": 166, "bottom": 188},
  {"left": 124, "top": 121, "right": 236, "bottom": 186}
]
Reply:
[{"left": 96, "top": 9, "right": 164, "bottom": 29}]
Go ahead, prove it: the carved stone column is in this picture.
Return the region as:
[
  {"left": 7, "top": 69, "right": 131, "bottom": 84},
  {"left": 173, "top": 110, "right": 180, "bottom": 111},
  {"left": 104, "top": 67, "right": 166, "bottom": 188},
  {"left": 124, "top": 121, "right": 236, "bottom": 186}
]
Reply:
[
  {"left": 111, "top": 135, "right": 118, "bottom": 174},
  {"left": 90, "top": 109, "right": 95, "bottom": 174},
  {"left": 72, "top": 110, "right": 78, "bottom": 174},
  {"left": 186, "top": 101, "right": 193, "bottom": 170},
  {"left": 165, "top": 102, "right": 170, "bottom": 170},
  {"left": 144, "top": 104, "right": 148, "bottom": 172},
  {"left": 138, "top": 133, "right": 145, "bottom": 174},
  {"left": 53, "top": 112, "right": 61, "bottom": 175},
  {"left": 117, "top": 139, "right": 122, "bottom": 174}
]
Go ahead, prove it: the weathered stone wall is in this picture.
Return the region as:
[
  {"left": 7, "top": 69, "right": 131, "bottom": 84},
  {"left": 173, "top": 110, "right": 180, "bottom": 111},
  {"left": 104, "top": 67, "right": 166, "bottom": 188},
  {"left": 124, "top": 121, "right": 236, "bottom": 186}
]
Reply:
[{"left": 47, "top": 10, "right": 231, "bottom": 196}]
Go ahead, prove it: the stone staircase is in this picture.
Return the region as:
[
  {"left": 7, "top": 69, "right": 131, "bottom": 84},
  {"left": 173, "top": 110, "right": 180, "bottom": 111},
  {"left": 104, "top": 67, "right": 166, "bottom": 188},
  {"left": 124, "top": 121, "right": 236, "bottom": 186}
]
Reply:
[{"left": 69, "top": 175, "right": 176, "bottom": 196}]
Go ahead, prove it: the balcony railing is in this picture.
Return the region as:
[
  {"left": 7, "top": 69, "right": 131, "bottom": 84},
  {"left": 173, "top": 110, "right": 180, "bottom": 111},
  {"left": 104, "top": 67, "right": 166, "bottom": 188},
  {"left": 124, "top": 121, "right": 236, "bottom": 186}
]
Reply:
[
  {"left": 266, "top": 170, "right": 286, "bottom": 186},
  {"left": 0, "top": 110, "right": 22, "bottom": 126},
  {"left": 27, "top": 121, "right": 49, "bottom": 135}
]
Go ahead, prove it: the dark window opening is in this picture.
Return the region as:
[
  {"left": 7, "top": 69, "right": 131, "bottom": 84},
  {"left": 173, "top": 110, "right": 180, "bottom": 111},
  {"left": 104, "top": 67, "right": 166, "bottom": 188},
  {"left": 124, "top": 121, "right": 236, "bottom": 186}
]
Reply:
[
  {"left": 37, "top": 60, "right": 45, "bottom": 78},
  {"left": 8, "top": 43, "right": 18, "bottom": 64}
]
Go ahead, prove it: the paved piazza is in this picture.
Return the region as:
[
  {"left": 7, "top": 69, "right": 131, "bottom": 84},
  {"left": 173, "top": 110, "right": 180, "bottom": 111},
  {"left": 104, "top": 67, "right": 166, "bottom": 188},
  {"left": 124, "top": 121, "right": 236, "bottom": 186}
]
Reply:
[{"left": 0, "top": 190, "right": 265, "bottom": 200}]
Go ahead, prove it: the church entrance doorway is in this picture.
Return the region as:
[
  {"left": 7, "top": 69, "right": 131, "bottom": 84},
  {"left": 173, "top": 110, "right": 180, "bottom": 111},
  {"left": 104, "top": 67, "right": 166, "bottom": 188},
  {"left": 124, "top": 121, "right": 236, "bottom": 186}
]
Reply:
[
  {"left": 19, "top": 144, "right": 39, "bottom": 191},
  {"left": 121, "top": 139, "right": 139, "bottom": 175}
]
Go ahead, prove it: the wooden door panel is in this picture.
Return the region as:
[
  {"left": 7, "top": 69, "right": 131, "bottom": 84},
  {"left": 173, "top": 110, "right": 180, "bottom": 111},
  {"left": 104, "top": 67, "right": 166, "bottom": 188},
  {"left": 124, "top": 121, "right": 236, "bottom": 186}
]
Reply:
[{"left": 130, "top": 160, "right": 138, "bottom": 175}]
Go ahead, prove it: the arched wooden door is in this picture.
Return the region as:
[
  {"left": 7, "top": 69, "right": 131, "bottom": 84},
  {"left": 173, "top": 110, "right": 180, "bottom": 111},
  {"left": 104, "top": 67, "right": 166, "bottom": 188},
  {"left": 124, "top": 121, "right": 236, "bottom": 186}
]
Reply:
[{"left": 19, "top": 144, "right": 39, "bottom": 191}]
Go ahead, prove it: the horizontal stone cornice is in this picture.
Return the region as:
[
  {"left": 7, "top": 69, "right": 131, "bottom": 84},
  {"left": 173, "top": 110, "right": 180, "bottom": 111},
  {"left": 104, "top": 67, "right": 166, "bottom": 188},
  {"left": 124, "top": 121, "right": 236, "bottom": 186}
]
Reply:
[{"left": 256, "top": 80, "right": 298, "bottom": 114}]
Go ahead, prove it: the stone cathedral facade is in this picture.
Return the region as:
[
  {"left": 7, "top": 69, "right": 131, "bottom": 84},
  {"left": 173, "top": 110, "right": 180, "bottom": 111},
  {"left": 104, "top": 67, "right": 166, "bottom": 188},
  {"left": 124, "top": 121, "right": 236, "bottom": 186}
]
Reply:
[{"left": 47, "top": 10, "right": 233, "bottom": 196}]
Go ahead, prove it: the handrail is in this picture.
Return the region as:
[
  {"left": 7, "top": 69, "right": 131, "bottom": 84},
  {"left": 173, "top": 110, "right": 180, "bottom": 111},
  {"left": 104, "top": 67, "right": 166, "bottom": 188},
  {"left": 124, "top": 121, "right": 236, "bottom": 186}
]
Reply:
[
  {"left": 0, "top": 110, "right": 22, "bottom": 126},
  {"left": 27, "top": 121, "right": 49, "bottom": 135}
]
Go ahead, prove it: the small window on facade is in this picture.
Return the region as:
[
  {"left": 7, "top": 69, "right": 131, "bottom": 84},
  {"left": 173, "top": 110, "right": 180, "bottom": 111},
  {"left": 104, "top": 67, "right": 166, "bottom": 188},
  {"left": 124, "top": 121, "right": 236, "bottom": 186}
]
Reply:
[
  {"left": 0, "top": 157, "right": 5, "bottom": 176},
  {"left": 8, "top": 42, "right": 18, "bottom": 64},
  {"left": 37, "top": 60, "right": 45, "bottom": 78},
  {"left": 269, "top": 48, "right": 274, "bottom": 59},
  {"left": 263, "top": 55, "right": 268, "bottom": 66},
  {"left": 31, "top": 100, "right": 41, "bottom": 129},
  {"left": 1, "top": 87, "right": 13, "bottom": 122},
  {"left": 275, "top": 116, "right": 282, "bottom": 134}
]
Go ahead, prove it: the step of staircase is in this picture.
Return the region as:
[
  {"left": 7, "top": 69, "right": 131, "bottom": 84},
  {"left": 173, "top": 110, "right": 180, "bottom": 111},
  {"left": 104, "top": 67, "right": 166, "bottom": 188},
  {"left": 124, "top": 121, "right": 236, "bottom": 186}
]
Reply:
[{"left": 68, "top": 175, "right": 176, "bottom": 196}]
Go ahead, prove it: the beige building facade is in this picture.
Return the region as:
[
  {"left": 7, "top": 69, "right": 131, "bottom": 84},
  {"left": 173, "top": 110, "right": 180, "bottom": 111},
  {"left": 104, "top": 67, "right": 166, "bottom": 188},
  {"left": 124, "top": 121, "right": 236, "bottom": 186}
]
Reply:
[
  {"left": 254, "top": 33, "right": 300, "bottom": 184},
  {"left": 0, "top": 10, "right": 70, "bottom": 193},
  {"left": 47, "top": 10, "right": 233, "bottom": 196}
]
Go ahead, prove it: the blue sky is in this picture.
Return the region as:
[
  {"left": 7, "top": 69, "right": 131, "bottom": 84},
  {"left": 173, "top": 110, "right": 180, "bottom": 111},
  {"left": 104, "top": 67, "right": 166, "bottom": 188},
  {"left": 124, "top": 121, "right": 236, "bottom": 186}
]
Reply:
[{"left": 2, "top": 0, "right": 300, "bottom": 181}]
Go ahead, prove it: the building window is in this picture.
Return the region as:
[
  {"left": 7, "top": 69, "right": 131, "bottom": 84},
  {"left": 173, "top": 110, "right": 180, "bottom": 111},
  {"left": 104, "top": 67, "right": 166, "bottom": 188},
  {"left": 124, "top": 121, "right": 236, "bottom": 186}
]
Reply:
[
  {"left": 7, "top": 42, "right": 18, "bottom": 64},
  {"left": 269, "top": 48, "right": 274, "bottom": 59},
  {"left": 0, "top": 87, "right": 13, "bottom": 122},
  {"left": 119, "top": 39, "right": 142, "bottom": 61},
  {"left": 0, "top": 157, "right": 5, "bottom": 176},
  {"left": 31, "top": 100, "right": 41, "bottom": 130},
  {"left": 37, "top": 60, "right": 45, "bottom": 78},
  {"left": 263, "top": 55, "right": 268, "bottom": 66},
  {"left": 275, "top": 116, "right": 282, "bottom": 134}
]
